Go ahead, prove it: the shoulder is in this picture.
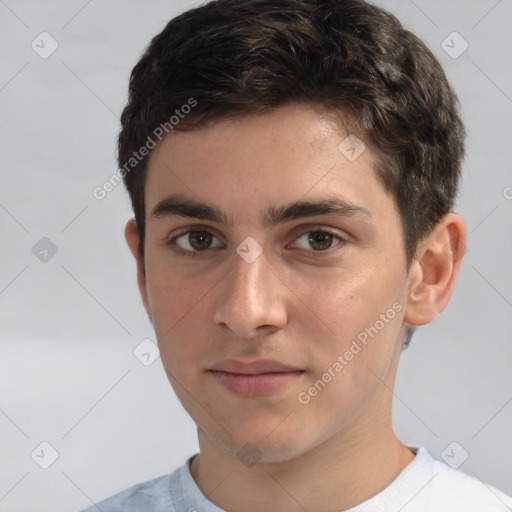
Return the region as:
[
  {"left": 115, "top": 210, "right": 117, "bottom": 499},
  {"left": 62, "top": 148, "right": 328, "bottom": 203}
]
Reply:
[
  {"left": 351, "top": 446, "right": 512, "bottom": 512},
  {"left": 78, "top": 473, "right": 174, "bottom": 512},
  {"left": 427, "top": 456, "right": 512, "bottom": 511}
]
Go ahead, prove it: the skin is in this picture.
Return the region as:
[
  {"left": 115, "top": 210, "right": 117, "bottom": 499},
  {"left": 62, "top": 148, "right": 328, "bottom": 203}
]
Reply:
[{"left": 125, "top": 103, "right": 466, "bottom": 512}]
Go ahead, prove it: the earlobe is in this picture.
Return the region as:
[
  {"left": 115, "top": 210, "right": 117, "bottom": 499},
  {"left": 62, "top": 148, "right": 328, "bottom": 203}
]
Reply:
[
  {"left": 124, "top": 219, "right": 152, "bottom": 319},
  {"left": 404, "top": 213, "right": 466, "bottom": 327}
]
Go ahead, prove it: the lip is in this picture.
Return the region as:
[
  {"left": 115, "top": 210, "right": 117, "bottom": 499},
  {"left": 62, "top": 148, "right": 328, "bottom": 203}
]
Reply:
[
  {"left": 209, "top": 359, "right": 304, "bottom": 397},
  {"left": 210, "top": 359, "right": 302, "bottom": 375}
]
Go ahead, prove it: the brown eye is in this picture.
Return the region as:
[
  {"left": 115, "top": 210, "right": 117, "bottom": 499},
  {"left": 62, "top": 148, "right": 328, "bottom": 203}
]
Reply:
[
  {"left": 170, "top": 230, "right": 223, "bottom": 253},
  {"left": 187, "top": 231, "right": 213, "bottom": 250},
  {"left": 307, "top": 231, "right": 335, "bottom": 250},
  {"left": 293, "top": 229, "right": 344, "bottom": 252}
]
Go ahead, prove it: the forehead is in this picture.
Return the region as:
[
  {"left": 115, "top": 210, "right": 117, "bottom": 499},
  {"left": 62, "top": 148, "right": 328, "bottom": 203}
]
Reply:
[{"left": 144, "top": 104, "right": 398, "bottom": 226}]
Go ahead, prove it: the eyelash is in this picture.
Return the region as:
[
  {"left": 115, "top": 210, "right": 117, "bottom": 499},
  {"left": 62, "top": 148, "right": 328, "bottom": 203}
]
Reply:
[{"left": 166, "top": 227, "right": 348, "bottom": 258}]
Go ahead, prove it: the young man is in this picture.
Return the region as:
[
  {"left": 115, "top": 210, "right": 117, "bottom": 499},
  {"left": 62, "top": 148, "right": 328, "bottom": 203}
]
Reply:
[{"left": 82, "top": 0, "right": 512, "bottom": 510}]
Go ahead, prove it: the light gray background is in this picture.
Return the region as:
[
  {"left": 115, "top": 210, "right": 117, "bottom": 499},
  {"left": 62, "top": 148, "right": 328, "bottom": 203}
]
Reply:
[{"left": 1, "top": 0, "right": 511, "bottom": 510}]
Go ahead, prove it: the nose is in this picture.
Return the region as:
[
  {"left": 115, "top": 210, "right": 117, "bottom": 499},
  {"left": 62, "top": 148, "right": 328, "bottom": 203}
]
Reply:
[{"left": 213, "top": 245, "right": 288, "bottom": 339}]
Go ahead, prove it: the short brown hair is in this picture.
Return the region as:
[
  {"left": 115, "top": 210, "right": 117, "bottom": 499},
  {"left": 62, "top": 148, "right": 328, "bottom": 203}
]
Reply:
[{"left": 118, "top": 0, "right": 465, "bottom": 273}]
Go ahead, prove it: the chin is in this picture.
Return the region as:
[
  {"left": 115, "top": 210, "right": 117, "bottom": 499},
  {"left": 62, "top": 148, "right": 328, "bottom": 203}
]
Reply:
[
  {"left": 226, "top": 437, "right": 306, "bottom": 465},
  {"left": 200, "top": 417, "right": 315, "bottom": 465}
]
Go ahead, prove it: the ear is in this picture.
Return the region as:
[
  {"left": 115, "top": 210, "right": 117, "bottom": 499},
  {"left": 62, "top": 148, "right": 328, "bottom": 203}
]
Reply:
[
  {"left": 124, "top": 219, "right": 152, "bottom": 322},
  {"left": 404, "top": 212, "right": 466, "bottom": 326}
]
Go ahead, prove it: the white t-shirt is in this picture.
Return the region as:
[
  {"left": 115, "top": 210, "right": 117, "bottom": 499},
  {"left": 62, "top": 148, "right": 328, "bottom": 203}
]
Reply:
[{"left": 80, "top": 446, "right": 512, "bottom": 511}]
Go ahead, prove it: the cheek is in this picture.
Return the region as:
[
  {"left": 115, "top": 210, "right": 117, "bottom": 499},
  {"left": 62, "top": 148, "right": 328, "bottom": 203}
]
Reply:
[
  {"left": 144, "top": 263, "right": 208, "bottom": 359},
  {"left": 297, "top": 311, "right": 401, "bottom": 430},
  {"left": 145, "top": 258, "right": 204, "bottom": 320},
  {"left": 292, "top": 265, "right": 403, "bottom": 382},
  {"left": 288, "top": 263, "right": 400, "bottom": 336}
]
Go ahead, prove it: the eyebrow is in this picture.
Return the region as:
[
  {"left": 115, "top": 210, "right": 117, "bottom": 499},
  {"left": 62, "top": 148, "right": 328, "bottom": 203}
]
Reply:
[{"left": 150, "top": 194, "right": 372, "bottom": 226}]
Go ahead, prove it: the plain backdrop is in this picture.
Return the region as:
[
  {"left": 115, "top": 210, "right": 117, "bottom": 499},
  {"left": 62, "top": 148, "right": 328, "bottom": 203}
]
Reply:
[{"left": 1, "top": 0, "right": 511, "bottom": 510}]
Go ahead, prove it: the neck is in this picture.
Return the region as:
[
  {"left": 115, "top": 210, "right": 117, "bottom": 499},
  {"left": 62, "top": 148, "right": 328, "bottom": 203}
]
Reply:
[{"left": 189, "top": 417, "right": 415, "bottom": 512}]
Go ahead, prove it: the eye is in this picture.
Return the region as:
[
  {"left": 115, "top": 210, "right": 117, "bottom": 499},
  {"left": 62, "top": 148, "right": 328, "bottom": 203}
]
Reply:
[
  {"left": 169, "top": 229, "right": 223, "bottom": 253},
  {"left": 167, "top": 227, "right": 347, "bottom": 257},
  {"left": 291, "top": 228, "right": 346, "bottom": 253}
]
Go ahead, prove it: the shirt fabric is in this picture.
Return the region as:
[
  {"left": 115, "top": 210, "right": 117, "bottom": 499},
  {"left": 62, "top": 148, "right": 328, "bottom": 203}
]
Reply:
[{"left": 80, "top": 446, "right": 512, "bottom": 511}]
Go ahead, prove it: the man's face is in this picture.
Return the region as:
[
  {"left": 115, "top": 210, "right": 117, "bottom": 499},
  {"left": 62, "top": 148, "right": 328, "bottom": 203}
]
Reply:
[{"left": 132, "top": 104, "right": 413, "bottom": 463}]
